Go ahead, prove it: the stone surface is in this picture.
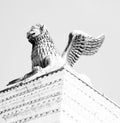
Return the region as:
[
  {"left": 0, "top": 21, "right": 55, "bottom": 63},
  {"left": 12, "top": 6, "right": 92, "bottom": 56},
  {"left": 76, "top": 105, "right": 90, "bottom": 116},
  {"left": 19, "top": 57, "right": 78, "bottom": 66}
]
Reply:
[{"left": 0, "top": 66, "right": 120, "bottom": 123}]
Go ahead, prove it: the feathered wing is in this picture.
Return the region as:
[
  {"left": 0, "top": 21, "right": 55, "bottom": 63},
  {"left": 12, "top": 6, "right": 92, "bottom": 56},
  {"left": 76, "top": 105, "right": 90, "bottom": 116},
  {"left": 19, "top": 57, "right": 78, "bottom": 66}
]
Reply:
[{"left": 62, "top": 31, "right": 105, "bottom": 67}]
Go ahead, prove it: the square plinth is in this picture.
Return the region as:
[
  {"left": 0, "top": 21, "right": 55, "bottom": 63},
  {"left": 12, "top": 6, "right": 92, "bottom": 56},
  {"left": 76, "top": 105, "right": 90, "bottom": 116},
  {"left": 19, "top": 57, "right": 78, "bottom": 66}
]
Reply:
[{"left": 0, "top": 66, "right": 120, "bottom": 123}]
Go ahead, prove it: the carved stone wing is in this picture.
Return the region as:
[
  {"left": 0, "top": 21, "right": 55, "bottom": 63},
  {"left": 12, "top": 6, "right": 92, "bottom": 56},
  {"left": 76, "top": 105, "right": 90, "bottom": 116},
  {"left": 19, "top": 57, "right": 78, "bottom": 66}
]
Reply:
[{"left": 62, "top": 30, "right": 105, "bottom": 67}]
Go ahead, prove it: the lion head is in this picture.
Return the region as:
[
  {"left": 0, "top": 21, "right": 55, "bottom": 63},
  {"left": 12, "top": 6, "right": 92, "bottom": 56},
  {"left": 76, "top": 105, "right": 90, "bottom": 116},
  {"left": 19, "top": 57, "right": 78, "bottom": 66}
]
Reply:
[{"left": 27, "top": 24, "right": 48, "bottom": 44}]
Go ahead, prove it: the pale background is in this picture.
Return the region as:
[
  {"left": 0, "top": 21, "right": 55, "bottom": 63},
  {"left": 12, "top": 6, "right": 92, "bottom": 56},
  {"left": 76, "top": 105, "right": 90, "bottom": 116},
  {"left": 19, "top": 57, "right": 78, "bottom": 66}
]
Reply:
[{"left": 0, "top": 0, "right": 120, "bottom": 105}]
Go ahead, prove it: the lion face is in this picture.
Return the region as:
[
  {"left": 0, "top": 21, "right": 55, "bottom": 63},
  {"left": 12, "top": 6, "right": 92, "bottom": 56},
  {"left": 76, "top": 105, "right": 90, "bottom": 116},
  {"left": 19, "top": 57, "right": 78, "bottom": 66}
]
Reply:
[{"left": 27, "top": 24, "right": 47, "bottom": 44}]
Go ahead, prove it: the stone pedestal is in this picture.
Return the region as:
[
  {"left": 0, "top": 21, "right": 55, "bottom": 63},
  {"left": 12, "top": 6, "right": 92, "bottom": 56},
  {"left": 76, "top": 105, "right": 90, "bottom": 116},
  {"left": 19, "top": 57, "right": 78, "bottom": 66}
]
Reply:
[{"left": 0, "top": 66, "right": 120, "bottom": 123}]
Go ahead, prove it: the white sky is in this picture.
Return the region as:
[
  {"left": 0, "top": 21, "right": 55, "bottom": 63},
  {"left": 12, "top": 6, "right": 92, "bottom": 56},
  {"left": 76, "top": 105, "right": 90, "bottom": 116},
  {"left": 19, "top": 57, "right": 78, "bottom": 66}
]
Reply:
[{"left": 0, "top": 0, "right": 120, "bottom": 105}]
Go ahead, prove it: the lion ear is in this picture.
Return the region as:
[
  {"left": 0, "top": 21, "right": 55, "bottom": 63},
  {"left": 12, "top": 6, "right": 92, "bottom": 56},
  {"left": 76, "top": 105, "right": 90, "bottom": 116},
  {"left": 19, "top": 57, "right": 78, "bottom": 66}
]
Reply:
[{"left": 41, "top": 25, "right": 44, "bottom": 30}]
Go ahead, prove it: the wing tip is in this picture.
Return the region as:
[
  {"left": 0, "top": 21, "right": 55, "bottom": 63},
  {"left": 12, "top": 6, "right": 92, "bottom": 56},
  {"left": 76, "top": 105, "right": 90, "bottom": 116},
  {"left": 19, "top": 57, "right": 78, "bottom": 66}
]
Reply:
[
  {"left": 97, "top": 34, "right": 105, "bottom": 40},
  {"left": 72, "top": 30, "right": 105, "bottom": 40}
]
